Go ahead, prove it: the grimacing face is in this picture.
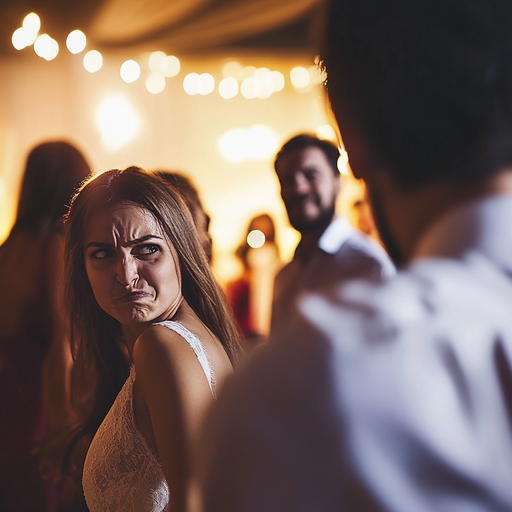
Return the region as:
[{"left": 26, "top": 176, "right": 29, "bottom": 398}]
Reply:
[
  {"left": 276, "top": 146, "right": 340, "bottom": 234},
  {"left": 83, "top": 202, "right": 183, "bottom": 329}
]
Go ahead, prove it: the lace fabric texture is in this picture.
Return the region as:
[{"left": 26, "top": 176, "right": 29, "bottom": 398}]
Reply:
[{"left": 82, "top": 321, "right": 215, "bottom": 512}]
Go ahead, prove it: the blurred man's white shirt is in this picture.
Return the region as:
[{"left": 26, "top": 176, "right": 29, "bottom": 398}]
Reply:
[
  {"left": 201, "top": 193, "right": 512, "bottom": 512},
  {"left": 271, "top": 215, "right": 396, "bottom": 340}
]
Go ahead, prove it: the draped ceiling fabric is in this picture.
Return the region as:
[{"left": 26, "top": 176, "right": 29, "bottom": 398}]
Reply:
[
  {"left": 89, "top": 0, "right": 216, "bottom": 44},
  {"left": 88, "top": 0, "right": 322, "bottom": 53},
  {"left": 0, "top": 0, "right": 324, "bottom": 56}
]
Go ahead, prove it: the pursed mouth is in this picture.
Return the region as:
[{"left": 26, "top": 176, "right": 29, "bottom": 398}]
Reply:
[{"left": 118, "top": 291, "right": 151, "bottom": 302}]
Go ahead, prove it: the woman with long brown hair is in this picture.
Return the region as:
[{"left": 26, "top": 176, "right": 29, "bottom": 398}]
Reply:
[{"left": 63, "top": 167, "right": 240, "bottom": 511}]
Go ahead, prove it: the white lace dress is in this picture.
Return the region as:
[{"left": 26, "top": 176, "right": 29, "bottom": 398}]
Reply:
[{"left": 82, "top": 320, "right": 216, "bottom": 512}]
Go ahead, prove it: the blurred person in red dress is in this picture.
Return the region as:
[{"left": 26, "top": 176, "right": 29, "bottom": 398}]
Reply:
[{"left": 227, "top": 214, "right": 281, "bottom": 350}]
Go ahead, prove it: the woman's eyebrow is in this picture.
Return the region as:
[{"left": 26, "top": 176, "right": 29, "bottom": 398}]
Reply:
[
  {"left": 85, "top": 234, "right": 164, "bottom": 250},
  {"left": 127, "top": 234, "right": 164, "bottom": 246}
]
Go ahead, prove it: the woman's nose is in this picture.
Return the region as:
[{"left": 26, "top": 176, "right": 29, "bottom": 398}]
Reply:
[{"left": 115, "top": 256, "right": 138, "bottom": 286}]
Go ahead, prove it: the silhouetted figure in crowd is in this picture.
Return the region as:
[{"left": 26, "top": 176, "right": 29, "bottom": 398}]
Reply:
[
  {"left": 200, "top": 0, "right": 512, "bottom": 511},
  {"left": 270, "top": 133, "right": 395, "bottom": 340},
  {"left": 227, "top": 214, "right": 281, "bottom": 349},
  {"left": 154, "top": 170, "right": 212, "bottom": 263},
  {"left": 0, "top": 140, "right": 90, "bottom": 512},
  {"left": 351, "top": 195, "right": 379, "bottom": 240}
]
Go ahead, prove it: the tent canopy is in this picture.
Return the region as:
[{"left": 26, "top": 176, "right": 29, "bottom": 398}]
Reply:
[{"left": 0, "top": 0, "right": 323, "bottom": 56}]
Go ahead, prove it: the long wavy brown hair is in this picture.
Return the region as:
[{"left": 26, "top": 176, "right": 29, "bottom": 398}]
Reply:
[{"left": 63, "top": 166, "right": 240, "bottom": 482}]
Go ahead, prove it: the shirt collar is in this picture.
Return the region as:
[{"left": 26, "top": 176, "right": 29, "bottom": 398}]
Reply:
[
  {"left": 414, "top": 193, "right": 512, "bottom": 275},
  {"left": 317, "top": 216, "right": 353, "bottom": 255}
]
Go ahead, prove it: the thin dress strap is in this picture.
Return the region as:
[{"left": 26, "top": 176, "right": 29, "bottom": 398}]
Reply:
[{"left": 153, "top": 320, "right": 216, "bottom": 397}]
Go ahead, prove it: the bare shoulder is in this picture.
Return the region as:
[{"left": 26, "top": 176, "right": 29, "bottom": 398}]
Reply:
[
  {"left": 133, "top": 324, "right": 199, "bottom": 368},
  {"left": 132, "top": 324, "right": 214, "bottom": 407}
]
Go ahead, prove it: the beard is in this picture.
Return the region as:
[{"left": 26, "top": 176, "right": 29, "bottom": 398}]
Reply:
[
  {"left": 365, "top": 184, "right": 404, "bottom": 267},
  {"left": 287, "top": 198, "right": 336, "bottom": 234}
]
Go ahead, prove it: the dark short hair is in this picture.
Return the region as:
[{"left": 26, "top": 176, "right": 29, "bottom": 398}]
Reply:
[
  {"left": 274, "top": 134, "right": 340, "bottom": 177},
  {"left": 323, "top": 0, "right": 512, "bottom": 189}
]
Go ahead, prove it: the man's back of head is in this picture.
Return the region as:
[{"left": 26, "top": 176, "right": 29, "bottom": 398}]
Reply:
[
  {"left": 324, "top": 0, "right": 512, "bottom": 189},
  {"left": 324, "top": 0, "right": 512, "bottom": 263}
]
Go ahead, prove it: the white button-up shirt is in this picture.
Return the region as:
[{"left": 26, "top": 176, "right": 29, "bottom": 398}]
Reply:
[
  {"left": 271, "top": 216, "right": 395, "bottom": 339},
  {"left": 201, "top": 193, "right": 512, "bottom": 512}
]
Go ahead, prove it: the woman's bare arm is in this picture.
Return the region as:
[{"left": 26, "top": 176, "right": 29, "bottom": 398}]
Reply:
[{"left": 133, "top": 324, "right": 214, "bottom": 511}]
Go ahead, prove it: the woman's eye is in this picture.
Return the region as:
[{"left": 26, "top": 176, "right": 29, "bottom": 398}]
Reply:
[
  {"left": 138, "top": 244, "right": 159, "bottom": 256},
  {"left": 90, "top": 248, "right": 113, "bottom": 260}
]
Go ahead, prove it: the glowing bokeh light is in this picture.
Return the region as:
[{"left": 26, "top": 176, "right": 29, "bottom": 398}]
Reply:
[
  {"left": 222, "top": 61, "right": 242, "bottom": 78},
  {"left": 149, "top": 51, "right": 166, "bottom": 72},
  {"left": 120, "top": 60, "right": 140, "bottom": 83},
  {"left": 161, "top": 55, "right": 180, "bottom": 77},
  {"left": 219, "top": 124, "right": 279, "bottom": 162},
  {"left": 66, "top": 30, "right": 86, "bottom": 54},
  {"left": 337, "top": 150, "right": 350, "bottom": 175},
  {"left": 247, "top": 230, "right": 265, "bottom": 249},
  {"left": 12, "top": 28, "right": 30, "bottom": 50},
  {"left": 45, "top": 38, "right": 59, "bottom": 60},
  {"left": 183, "top": 73, "right": 199, "bottom": 96},
  {"left": 219, "top": 129, "right": 247, "bottom": 162},
  {"left": 34, "top": 34, "right": 51, "bottom": 58},
  {"left": 146, "top": 72, "right": 166, "bottom": 94},
  {"left": 218, "top": 77, "right": 238, "bottom": 99},
  {"left": 23, "top": 13, "right": 40, "bottom": 33},
  {"left": 197, "top": 73, "right": 215, "bottom": 95},
  {"left": 268, "top": 70, "right": 285, "bottom": 92},
  {"left": 316, "top": 125, "right": 338, "bottom": 141},
  {"left": 96, "top": 96, "right": 140, "bottom": 151},
  {"left": 290, "top": 66, "right": 311, "bottom": 89},
  {"left": 83, "top": 50, "right": 103, "bottom": 73},
  {"left": 34, "top": 34, "right": 59, "bottom": 61},
  {"left": 254, "top": 67, "right": 270, "bottom": 80},
  {"left": 240, "top": 77, "right": 259, "bottom": 99},
  {"left": 246, "top": 124, "right": 279, "bottom": 159},
  {"left": 254, "top": 68, "right": 272, "bottom": 99},
  {"left": 241, "top": 66, "right": 257, "bottom": 80},
  {"left": 257, "top": 83, "right": 272, "bottom": 99},
  {"left": 13, "top": 13, "right": 40, "bottom": 50}
]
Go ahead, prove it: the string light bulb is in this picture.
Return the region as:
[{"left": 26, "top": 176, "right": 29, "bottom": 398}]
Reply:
[
  {"left": 34, "top": 34, "right": 59, "bottom": 61},
  {"left": 290, "top": 66, "right": 311, "bottom": 90},
  {"left": 22, "top": 13, "right": 41, "bottom": 34},
  {"left": 120, "top": 60, "right": 140, "bottom": 83},
  {"left": 146, "top": 72, "right": 166, "bottom": 94},
  {"left": 83, "top": 50, "right": 103, "bottom": 73},
  {"left": 66, "top": 30, "right": 86, "bottom": 54},
  {"left": 12, "top": 12, "right": 40, "bottom": 49},
  {"left": 219, "top": 77, "right": 238, "bottom": 99}
]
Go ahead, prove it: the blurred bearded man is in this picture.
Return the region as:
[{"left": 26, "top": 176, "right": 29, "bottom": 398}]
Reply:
[{"left": 271, "top": 134, "right": 395, "bottom": 339}]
